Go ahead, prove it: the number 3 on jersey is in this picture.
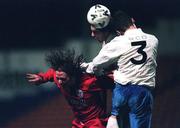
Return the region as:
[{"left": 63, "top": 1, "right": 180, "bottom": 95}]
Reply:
[{"left": 130, "top": 41, "right": 147, "bottom": 65}]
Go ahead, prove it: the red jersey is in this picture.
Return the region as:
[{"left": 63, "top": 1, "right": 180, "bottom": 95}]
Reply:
[{"left": 38, "top": 68, "right": 113, "bottom": 124}]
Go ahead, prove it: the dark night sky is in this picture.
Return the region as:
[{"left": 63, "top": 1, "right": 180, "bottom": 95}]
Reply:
[
  {"left": 0, "top": 0, "right": 179, "bottom": 49},
  {"left": 0, "top": 0, "right": 85, "bottom": 48}
]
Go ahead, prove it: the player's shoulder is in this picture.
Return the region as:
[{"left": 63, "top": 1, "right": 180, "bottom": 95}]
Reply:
[
  {"left": 147, "top": 33, "right": 158, "bottom": 40},
  {"left": 80, "top": 73, "right": 97, "bottom": 90},
  {"left": 146, "top": 33, "right": 159, "bottom": 46},
  {"left": 104, "top": 35, "right": 125, "bottom": 48},
  {"left": 140, "top": 30, "right": 158, "bottom": 46},
  {"left": 82, "top": 73, "right": 96, "bottom": 80},
  {"left": 142, "top": 30, "right": 158, "bottom": 41}
]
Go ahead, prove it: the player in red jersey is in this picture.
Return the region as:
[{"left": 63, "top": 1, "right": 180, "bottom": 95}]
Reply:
[{"left": 26, "top": 48, "right": 114, "bottom": 128}]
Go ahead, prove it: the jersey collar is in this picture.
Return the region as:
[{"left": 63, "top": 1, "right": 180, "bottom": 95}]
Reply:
[{"left": 124, "top": 28, "right": 143, "bottom": 35}]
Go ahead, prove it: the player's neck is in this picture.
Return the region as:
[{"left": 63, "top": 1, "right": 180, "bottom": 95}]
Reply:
[{"left": 128, "top": 24, "right": 137, "bottom": 30}]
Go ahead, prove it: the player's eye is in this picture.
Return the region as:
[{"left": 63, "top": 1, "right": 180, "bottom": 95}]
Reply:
[
  {"left": 60, "top": 78, "right": 66, "bottom": 81},
  {"left": 57, "top": 77, "right": 66, "bottom": 81}
]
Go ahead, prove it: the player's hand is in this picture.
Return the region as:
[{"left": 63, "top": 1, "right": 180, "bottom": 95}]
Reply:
[
  {"left": 106, "top": 115, "right": 119, "bottom": 128},
  {"left": 80, "top": 62, "right": 89, "bottom": 70},
  {"left": 26, "top": 73, "right": 43, "bottom": 85}
]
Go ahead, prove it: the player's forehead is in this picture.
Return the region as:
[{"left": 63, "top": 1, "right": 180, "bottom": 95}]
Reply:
[
  {"left": 56, "top": 70, "right": 68, "bottom": 77},
  {"left": 90, "top": 25, "right": 103, "bottom": 34}
]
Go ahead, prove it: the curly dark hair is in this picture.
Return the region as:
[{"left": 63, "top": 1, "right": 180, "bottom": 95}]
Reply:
[{"left": 45, "top": 48, "right": 83, "bottom": 77}]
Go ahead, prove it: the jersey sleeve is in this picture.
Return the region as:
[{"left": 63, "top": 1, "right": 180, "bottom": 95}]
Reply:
[
  {"left": 38, "top": 68, "right": 56, "bottom": 82},
  {"left": 86, "top": 38, "right": 123, "bottom": 74}
]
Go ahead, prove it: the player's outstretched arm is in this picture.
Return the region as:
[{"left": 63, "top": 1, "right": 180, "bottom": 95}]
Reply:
[{"left": 26, "top": 68, "right": 55, "bottom": 85}]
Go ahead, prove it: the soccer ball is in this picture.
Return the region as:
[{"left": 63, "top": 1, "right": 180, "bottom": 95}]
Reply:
[{"left": 87, "top": 4, "right": 111, "bottom": 29}]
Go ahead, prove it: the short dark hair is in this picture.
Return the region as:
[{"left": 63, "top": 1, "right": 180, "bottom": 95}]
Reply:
[
  {"left": 45, "top": 48, "right": 83, "bottom": 77},
  {"left": 112, "top": 10, "right": 134, "bottom": 32}
]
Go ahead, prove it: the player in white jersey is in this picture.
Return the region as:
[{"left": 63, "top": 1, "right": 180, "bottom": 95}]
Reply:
[
  {"left": 81, "top": 4, "right": 116, "bottom": 71},
  {"left": 86, "top": 10, "right": 159, "bottom": 128}
]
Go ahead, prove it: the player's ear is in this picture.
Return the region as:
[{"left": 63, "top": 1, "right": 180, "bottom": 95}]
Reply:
[
  {"left": 131, "top": 18, "right": 137, "bottom": 27},
  {"left": 131, "top": 18, "right": 135, "bottom": 23}
]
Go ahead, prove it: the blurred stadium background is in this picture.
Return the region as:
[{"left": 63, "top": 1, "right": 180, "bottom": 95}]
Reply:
[{"left": 0, "top": 0, "right": 180, "bottom": 128}]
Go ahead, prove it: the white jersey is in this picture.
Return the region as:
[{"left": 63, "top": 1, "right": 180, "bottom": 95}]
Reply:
[{"left": 86, "top": 28, "right": 158, "bottom": 87}]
